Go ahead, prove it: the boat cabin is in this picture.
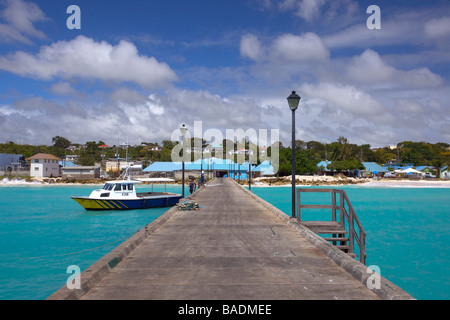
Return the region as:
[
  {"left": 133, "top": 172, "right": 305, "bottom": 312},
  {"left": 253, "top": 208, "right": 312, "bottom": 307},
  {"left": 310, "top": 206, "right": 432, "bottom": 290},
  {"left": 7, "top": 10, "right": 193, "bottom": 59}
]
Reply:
[{"left": 89, "top": 180, "right": 140, "bottom": 199}]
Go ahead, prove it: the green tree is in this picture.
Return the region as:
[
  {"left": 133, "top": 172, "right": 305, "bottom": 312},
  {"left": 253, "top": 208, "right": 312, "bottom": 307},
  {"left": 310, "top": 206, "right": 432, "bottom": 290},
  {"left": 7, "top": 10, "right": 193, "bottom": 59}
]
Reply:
[
  {"left": 306, "top": 141, "right": 326, "bottom": 160},
  {"left": 52, "top": 136, "right": 71, "bottom": 149},
  {"left": 328, "top": 160, "right": 364, "bottom": 172}
]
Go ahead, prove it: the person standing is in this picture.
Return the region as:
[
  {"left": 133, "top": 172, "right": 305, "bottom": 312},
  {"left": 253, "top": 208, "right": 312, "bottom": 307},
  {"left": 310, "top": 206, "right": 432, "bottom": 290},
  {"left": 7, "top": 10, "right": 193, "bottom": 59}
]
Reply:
[{"left": 189, "top": 179, "right": 196, "bottom": 194}]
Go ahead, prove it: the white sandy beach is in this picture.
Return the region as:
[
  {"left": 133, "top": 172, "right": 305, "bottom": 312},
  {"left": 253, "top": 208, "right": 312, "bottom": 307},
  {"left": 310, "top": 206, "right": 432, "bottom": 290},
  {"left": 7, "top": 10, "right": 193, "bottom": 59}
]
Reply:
[
  {"left": 2, "top": 176, "right": 450, "bottom": 188},
  {"left": 253, "top": 175, "right": 450, "bottom": 188},
  {"left": 359, "top": 179, "right": 450, "bottom": 188}
]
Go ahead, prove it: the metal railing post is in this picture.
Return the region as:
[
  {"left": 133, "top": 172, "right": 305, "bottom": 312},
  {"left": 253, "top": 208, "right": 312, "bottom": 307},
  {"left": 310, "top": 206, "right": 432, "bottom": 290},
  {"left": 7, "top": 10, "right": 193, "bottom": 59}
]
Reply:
[
  {"left": 331, "top": 190, "right": 336, "bottom": 223},
  {"left": 339, "top": 191, "right": 345, "bottom": 229},
  {"left": 348, "top": 203, "right": 355, "bottom": 256}
]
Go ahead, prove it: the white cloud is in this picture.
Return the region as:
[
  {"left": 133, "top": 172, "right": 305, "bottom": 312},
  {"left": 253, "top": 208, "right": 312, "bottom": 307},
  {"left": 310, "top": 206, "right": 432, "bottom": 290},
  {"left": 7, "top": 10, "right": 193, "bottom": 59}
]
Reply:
[
  {"left": 0, "top": 0, "right": 48, "bottom": 44},
  {"left": 347, "top": 49, "right": 444, "bottom": 87},
  {"left": 50, "top": 82, "right": 80, "bottom": 96},
  {"left": 240, "top": 34, "right": 263, "bottom": 61},
  {"left": 424, "top": 16, "right": 450, "bottom": 38},
  {"left": 276, "top": 0, "right": 359, "bottom": 25},
  {"left": 271, "top": 32, "right": 330, "bottom": 62},
  {"left": 402, "top": 67, "right": 444, "bottom": 87},
  {"left": 347, "top": 49, "right": 395, "bottom": 83},
  {"left": 295, "top": 0, "right": 326, "bottom": 21},
  {"left": 238, "top": 32, "right": 329, "bottom": 65},
  {"left": 0, "top": 36, "right": 179, "bottom": 89},
  {"left": 396, "top": 100, "right": 425, "bottom": 114},
  {"left": 0, "top": 87, "right": 268, "bottom": 146},
  {"left": 300, "top": 82, "right": 385, "bottom": 116}
]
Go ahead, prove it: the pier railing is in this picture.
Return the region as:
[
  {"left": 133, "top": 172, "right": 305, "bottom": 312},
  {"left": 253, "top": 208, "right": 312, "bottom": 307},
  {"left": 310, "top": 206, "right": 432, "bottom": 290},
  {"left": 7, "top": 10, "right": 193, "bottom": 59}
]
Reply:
[{"left": 296, "top": 188, "right": 366, "bottom": 264}]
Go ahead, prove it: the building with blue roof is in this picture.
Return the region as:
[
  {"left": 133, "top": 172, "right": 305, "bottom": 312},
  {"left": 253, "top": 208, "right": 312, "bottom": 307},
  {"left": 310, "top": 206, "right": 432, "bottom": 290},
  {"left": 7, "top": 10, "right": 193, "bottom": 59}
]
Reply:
[
  {"left": 362, "top": 162, "right": 388, "bottom": 173},
  {"left": 254, "top": 160, "right": 276, "bottom": 176},
  {"left": 317, "top": 160, "right": 332, "bottom": 172},
  {"left": 60, "top": 160, "right": 78, "bottom": 167},
  {"left": 143, "top": 157, "right": 252, "bottom": 180},
  {"left": 143, "top": 162, "right": 182, "bottom": 173},
  {"left": 315, "top": 160, "right": 388, "bottom": 177}
]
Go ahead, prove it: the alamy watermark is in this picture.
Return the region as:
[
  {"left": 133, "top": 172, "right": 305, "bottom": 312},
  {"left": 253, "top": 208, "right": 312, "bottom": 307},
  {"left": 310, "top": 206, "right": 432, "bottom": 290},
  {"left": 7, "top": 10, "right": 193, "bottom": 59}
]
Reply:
[
  {"left": 66, "top": 4, "right": 380, "bottom": 31},
  {"left": 66, "top": 265, "right": 81, "bottom": 290},
  {"left": 67, "top": 5, "right": 81, "bottom": 30},
  {"left": 366, "top": 265, "right": 381, "bottom": 290},
  {"left": 367, "top": 5, "right": 381, "bottom": 30},
  {"left": 170, "top": 121, "right": 280, "bottom": 173}
]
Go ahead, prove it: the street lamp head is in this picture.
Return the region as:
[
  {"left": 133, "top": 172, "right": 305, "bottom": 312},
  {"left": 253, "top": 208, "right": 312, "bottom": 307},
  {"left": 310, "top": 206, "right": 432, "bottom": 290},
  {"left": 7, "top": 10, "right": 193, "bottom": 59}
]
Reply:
[
  {"left": 287, "top": 91, "right": 301, "bottom": 111},
  {"left": 180, "top": 124, "right": 188, "bottom": 136}
]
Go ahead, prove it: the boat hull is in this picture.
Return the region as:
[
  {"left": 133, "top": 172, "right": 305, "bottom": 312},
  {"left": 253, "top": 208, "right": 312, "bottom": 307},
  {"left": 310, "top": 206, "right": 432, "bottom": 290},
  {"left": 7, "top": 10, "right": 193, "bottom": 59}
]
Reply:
[{"left": 72, "top": 194, "right": 182, "bottom": 211}]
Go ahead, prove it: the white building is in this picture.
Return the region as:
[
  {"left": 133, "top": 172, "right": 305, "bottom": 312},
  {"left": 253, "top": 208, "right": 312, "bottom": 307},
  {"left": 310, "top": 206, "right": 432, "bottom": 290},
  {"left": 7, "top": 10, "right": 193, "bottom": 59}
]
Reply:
[
  {"left": 28, "top": 153, "right": 61, "bottom": 178},
  {"left": 105, "top": 160, "right": 134, "bottom": 173},
  {"left": 61, "top": 166, "right": 100, "bottom": 179}
]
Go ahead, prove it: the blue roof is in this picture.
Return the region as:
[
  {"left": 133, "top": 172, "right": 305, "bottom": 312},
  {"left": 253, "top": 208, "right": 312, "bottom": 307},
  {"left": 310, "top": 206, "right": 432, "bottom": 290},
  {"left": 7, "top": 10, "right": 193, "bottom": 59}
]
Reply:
[
  {"left": 143, "top": 162, "right": 181, "bottom": 172},
  {"left": 415, "top": 166, "right": 434, "bottom": 171},
  {"left": 60, "top": 161, "right": 78, "bottom": 167},
  {"left": 317, "top": 160, "right": 332, "bottom": 171},
  {"left": 143, "top": 158, "right": 249, "bottom": 172},
  {"left": 255, "top": 160, "right": 276, "bottom": 175},
  {"left": 362, "top": 162, "right": 388, "bottom": 173}
]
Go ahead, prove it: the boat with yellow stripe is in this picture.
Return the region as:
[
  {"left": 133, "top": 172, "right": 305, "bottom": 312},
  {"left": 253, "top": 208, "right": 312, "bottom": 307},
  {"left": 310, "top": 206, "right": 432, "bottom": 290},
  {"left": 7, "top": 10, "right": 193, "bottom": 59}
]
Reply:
[{"left": 72, "top": 178, "right": 182, "bottom": 211}]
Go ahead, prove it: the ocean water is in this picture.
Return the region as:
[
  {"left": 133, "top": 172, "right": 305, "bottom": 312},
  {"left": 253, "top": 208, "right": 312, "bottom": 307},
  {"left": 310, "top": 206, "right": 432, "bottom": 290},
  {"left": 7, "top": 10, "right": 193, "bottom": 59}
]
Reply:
[
  {"left": 251, "top": 185, "right": 450, "bottom": 300},
  {"left": 0, "top": 182, "right": 448, "bottom": 300},
  {"left": 0, "top": 183, "right": 189, "bottom": 300}
]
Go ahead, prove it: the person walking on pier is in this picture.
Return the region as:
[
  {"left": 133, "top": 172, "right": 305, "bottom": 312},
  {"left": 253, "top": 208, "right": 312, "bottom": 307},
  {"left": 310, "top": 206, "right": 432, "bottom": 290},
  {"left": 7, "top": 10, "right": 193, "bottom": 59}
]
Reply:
[{"left": 189, "top": 179, "right": 196, "bottom": 194}]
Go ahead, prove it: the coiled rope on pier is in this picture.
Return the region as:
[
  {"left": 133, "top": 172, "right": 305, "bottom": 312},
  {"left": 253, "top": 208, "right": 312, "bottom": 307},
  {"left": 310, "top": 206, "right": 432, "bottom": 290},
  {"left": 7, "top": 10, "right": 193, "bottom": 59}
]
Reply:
[{"left": 177, "top": 201, "right": 200, "bottom": 211}]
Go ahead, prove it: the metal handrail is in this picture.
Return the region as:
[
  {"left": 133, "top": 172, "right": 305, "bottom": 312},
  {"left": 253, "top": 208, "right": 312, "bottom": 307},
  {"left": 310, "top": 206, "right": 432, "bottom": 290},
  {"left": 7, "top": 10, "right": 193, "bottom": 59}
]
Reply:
[{"left": 297, "top": 188, "right": 366, "bottom": 264}]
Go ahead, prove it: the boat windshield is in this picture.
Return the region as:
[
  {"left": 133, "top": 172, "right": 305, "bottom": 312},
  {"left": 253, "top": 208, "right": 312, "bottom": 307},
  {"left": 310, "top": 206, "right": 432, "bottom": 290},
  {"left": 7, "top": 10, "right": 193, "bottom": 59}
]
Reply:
[
  {"left": 102, "top": 183, "right": 114, "bottom": 191},
  {"left": 113, "top": 183, "right": 134, "bottom": 191}
]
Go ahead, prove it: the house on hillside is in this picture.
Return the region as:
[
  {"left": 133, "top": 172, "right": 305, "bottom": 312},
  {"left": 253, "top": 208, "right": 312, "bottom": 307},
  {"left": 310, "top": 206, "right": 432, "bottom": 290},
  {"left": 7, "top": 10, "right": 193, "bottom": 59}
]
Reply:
[
  {"left": 27, "top": 153, "right": 61, "bottom": 178},
  {"left": 0, "top": 153, "right": 25, "bottom": 171}
]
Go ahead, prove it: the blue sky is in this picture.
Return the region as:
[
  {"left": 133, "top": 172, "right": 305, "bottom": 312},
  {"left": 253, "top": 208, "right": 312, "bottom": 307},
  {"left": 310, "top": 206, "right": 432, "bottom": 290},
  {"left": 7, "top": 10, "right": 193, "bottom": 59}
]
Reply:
[{"left": 0, "top": 0, "right": 449, "bottom": 148}]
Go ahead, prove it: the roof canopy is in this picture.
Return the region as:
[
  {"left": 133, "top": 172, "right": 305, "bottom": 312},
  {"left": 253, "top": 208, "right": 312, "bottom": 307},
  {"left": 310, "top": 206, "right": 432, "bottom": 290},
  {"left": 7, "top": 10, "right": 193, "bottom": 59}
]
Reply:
[
  {"left": 362, "top": 162, "right": 388, "bottom": 173},
  {"left": 27, "top": 153, "right": 60, "bottom": 161}
]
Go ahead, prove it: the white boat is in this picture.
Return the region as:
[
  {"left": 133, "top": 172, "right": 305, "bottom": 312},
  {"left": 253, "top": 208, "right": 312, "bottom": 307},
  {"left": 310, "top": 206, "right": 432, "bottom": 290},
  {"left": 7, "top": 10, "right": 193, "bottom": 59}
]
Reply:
[{"left": 72, "top": 177, "right": 182, "bottom": 211}]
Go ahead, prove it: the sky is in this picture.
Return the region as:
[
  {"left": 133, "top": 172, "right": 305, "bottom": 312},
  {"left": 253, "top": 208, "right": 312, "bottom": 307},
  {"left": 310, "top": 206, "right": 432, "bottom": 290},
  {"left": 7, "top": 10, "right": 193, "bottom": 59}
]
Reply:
[{"left": 0, "top": 0, "right": 449, "bottom": 148}]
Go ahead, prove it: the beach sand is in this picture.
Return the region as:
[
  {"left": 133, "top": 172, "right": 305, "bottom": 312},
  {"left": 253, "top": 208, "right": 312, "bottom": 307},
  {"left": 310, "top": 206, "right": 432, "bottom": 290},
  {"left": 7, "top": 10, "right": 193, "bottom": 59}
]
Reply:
[
  {"left": 360, "top": 179, "right": 450, "bottom": 188},
  {"left": 253, "top": 175, "right": 450, "bottom": 188},
  {"left": 2, "top": 176, "right": 450, "bottom": 188}
]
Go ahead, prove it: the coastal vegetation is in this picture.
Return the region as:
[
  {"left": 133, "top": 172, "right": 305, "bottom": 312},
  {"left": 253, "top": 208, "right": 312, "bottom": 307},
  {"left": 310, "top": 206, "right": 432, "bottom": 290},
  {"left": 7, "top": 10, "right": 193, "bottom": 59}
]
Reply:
[{"left": 1, "top": 137, "right": 449, "bottom": 175}]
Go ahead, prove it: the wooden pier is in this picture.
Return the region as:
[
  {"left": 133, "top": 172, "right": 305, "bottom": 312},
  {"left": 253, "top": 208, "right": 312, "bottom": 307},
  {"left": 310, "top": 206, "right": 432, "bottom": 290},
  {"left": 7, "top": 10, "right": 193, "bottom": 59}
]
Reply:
[{"left": 48, "top": 178, "right": 413, "bottom": 300}]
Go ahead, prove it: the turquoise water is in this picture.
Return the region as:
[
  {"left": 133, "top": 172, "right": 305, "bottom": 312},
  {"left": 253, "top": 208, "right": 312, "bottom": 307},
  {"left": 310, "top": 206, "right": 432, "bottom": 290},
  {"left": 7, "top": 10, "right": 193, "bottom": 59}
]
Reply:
[
  {"left": 0, "top": 183, "right": 448, "bottom": 300},
  {"left": 251, "top": 185, "right": 450, "bottom": 300},
  {"left": 0, "top": 183, "right": 189, "bottom": 300}
]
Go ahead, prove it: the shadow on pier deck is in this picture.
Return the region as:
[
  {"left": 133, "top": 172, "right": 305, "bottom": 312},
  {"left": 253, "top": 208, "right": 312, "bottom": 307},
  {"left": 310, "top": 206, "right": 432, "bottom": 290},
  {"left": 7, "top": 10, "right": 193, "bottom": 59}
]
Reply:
[{"left": 48, "top": 178, "right": 413, "bottom": 300}]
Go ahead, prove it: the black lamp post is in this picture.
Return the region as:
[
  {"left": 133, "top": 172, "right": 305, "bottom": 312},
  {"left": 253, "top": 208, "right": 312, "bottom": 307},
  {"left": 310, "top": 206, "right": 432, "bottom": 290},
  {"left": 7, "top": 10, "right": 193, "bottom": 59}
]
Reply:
[
  {"left": 248, "top": 139, "right": 252, "bottom": 191},
  {"left": 180, "top": 124, "right": 188, "bottom": 198},
  {"left": 287, "top": 91, "right": 301, "bottom": 218}
]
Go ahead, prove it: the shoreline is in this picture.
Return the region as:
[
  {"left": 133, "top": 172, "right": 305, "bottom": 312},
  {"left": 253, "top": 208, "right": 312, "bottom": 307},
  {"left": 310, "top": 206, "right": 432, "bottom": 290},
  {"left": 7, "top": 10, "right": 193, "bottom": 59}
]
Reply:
[
  {"left": 251, "top": 175, "right": 450, "bottom": 188},
  {"left": 2, "top": 176, "right": 450, "bottom": 188}
]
